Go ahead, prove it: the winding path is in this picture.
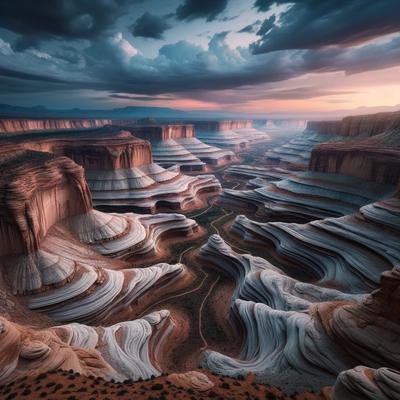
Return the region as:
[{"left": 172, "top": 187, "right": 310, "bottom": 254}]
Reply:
[
  {"left": 199, "top": 275, "right": 220, "bottom": 351},
  {"left": 137, "top": 246, "right": 209, "bottom": 318}
]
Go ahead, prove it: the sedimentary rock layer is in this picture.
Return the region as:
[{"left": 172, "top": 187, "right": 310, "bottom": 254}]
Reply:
[
  {"left": 0, "top": 118, "right": 113, "bottom": 134},
  {"left": 0, "top": 133, "right": 222, "bottom": 212},
  {"left": 0, "top": 310, "right": 173, "bottom": 383},
  {"left": 125, "top": 124, "right": 206, "bottom": 171},
  {"left": 309, "top": 129, "right": 400, "bottom": 185},
  {"left": 307, "top": 110, "right": 400, "bottom": 137},
  {"left": 193, "top": 121, "right": 250, "bottom": 151},
  {"left": 199, "top": 236, "right": 400, "bottom": 393},
  {"left": 198, "top": 236, "right": 353, "bottom": 391},
  {"left": 265, "top": 131, "right": 332, "bottom": 166},
  {"left": 0, "top": 151, "right": 92, "bottom": 255},
  {"left": 0, "top": 152, "right": 197, "bottom": 320},
  {"left": 174, "top": 137, "right": 235, "bottom": 165},
  {"left": 225, "top": 165, "right": 291, "bottom": 182},
  {"left": 220, "top": 171, "right": 394, "bottom": 221},
  {"left": 331, "top": 366, "right": 400, "bottom": 400}
]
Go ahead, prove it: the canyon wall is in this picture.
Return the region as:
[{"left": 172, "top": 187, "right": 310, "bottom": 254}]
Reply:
[
  {"left": 130, "top": 124, "right": 195, "bottom": 142},
  {"left": 0, "top": 133, "right": 153, "bottom": 170},
  {"left": 309, "top": 141, "right": 400, "bottom": 185},
  {"left": 307, "top": 110, "right": 400, "bottom": 137},
  {"left": 58, "top": 136, "right": 152, "bottom": 169},
  {"left": 0, "top": 118, "right": 114, "bottom": 134},
  {"left": 0, "top": 151, "right": 92, "bottom": 255},
  {"left": 193, "top": 120, "right": 252, "bottom": 132},
  {"left": 306, "top": 120, "right": 342, "bottom": 135},
  {"left": 307, "top": 110, "right": 400, "bottom": 184}
]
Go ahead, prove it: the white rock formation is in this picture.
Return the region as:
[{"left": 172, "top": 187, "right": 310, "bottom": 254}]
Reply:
[
  {"left": 232, "top": 203, "right": 400, "bottom": 293},
  {"left": 199, "top": 236, "right": 400, "bottom": 394},
  {"left": 0, "top": 310, "right": 173, "bottom": 383},
  {"left": 220, "top": 171, "right": 395, "bottom": 221},
  {"left": 175, "top": 137, "right": 235, "bottom": 165}
]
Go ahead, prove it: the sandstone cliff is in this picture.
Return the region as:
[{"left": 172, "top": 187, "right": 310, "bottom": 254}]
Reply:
[
  {"left": 0, "top": 151, "right": 92, "bottom": 255},
  {"left": 0, "top": 130, "right": 153, "bottom": 169},
  {"left": 57, "top": 135, "right": 153, "bottom": 169},
  {"left": 0, "top": 118, "right": 113, "bottom": 134},
  {"left": 309, "top": 129, "right": 400, "bottom": 184},
  {"left": 130, "top": 124, "right": 195, "bottom": 141},
  {"left": 193, "top": 120, "right": 252, "bottom": 132},
  {"left": 307, "top": 110, "right": 400, "bottom": 137}
]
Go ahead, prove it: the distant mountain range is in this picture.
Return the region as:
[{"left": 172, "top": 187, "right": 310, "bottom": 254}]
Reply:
[
  {"left": 0, "top": 104, "right": 194, "bottom": 119},
  {"left": 1, "top": 103, "right": 398, "bottom": 121}
]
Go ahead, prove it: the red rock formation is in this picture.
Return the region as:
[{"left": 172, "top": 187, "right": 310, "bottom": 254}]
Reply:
[
  {"left": 309, "top": 129, "right": 400, "bottom": 184},
  {"left": 0, "top": 151, "right": 92, "bottom": 255},
  {"left": 306, "top": 120, "right": 342, "bottom": 135},
  {"left": 307, "top": 110, "right": 400, "bottom": 137},
  {"left": 0, "top": 118, "right": 113, "bottom": 134},
  {"left": 0, "top": 119, "right": 143, "bottom": 135},
  {"left": 130, "top": 124, "right": 195, "bottom": 141},
  {"left": 319, "top": 267, "right": 400, "bottom": 370},
  {"left": 0, "top": 133, "right": 153, "bottom": 170},
  {"left": 57, "top": 135, "right": 152, "bottom": 170},
  {"left": 193, "top": 120, "right": 252, "bottom": 132}
]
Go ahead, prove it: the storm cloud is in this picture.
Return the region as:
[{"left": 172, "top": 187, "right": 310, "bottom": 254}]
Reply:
[
  {"left": 251, "top": 0, "right": 400, "bottom": 53},
  {"left": 176, "top": 0, "right": 229, "bottom": 22},
  {"left": 130, "top": 12, "right": 171, "bottom": 39},
  {"left": 0, "top": 0, "right": 399, "bottom": 109},
  {"left": 0, "top": 0, "right": 133, "bottom": 50}
]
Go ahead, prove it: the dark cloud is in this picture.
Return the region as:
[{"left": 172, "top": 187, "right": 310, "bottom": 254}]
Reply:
[
  {"left": 251, "top": 0, "right": 400, "bottom": 54},
  {"left": 256, "top": 15, "right": 275, "bottom": 36},
  {"left": 1, "top": 32, "right": 400, "bottom": 99},
  {"left": 253, "top": 0, "right": 277, "bottom": 12},
  {"left": 259, "top": 87, "right": 357, "bottom": 100},
  {"left": 238, "top": 21, "right": 261, "bottom": 34},
  {"left": 176, "top": 0, "right": 229, "bottom": 22},
  {"left": 109, "top": 94, "right": 174, "bottom": 101},
  {"left": 179, "top": 86, "right": 357, "bottom": 104},
  {"left": 130, "top": 12, "right": 171, "bottom": 39},
  {"left": 0, "top": 66, "right": 67, "bottom": 83},
  {"left": 0, "top": 0, "right": 130, "bottom": 49}
]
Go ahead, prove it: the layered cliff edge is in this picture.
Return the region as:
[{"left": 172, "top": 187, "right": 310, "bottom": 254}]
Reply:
[
  {"left": 0, "top": 119, "right": 144, "bottom": 134},
  {"left": 307, "top": 110, "right": 400, "bottom": 137},
  {"left": 308, "top": 111, "right": 400, "bottom": 184}
]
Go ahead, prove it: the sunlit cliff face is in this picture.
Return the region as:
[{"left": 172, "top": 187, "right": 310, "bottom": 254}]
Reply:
[{"left": 0, "top": 0, "right": 399, "bottom": 116}]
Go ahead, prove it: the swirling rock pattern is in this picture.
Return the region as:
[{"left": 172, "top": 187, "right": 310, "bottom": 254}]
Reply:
[
  {"left": 0, "top": 310, "right": 173, "bottom": 384},
  {"left": 232, "top": 196, "right": 400, "bottom": 293},
  {"left": 199, "top": 237, "right": 352, "bottom": 391},
  {"left": 220, "top": 171, "right": 394, "bottom": 221},
  {"left": 199, "top": 236, "right": 400, "bottom": 394},
  {"left": 331, "top": 366, "right": 400, "bottom": 400}
]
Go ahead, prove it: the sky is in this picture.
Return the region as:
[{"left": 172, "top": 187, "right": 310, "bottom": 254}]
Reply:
[{"left": 0, "top": 0, "right": 400, "bottom": 117}]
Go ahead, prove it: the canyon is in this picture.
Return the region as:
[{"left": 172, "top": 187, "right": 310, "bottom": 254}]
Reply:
[{"left": 0, "top": 112, "right": 399, "bottom": 400}]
